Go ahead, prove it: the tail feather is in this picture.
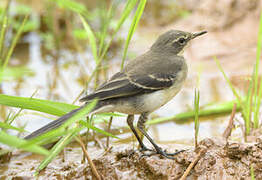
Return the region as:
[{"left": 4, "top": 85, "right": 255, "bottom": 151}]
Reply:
[
  {"left": 24, "top": 100, "right": 109, "bottom": 140},
  {"left": 24, "top": 106, "right": 84, "bottom": 140}
]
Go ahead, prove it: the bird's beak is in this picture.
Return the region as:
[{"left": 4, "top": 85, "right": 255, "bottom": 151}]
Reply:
[{"left": 191, "top": 31, "right": 207, "bottom": 39}]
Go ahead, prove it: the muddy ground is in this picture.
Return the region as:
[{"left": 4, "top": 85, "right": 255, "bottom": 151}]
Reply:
[{"left": 1, "top": 134, "right": 262, "bottom": 179}]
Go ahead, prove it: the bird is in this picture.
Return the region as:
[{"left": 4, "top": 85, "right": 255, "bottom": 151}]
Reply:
[{"left": 25, "top": 30, "right": 207, "bottom": 159}]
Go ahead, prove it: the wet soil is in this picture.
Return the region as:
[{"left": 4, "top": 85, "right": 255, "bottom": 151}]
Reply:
[{"left": 1, "top": 134, "right": 262, "bottom": 179}]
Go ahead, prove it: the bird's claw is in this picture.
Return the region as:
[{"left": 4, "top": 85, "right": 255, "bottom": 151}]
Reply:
[
  {"left": 139, "top": 146, "right": 154, "bottom": 152},
  {"left": 140, "top": 148, "right": 185, "bottom": 159},
  {"left": 163, "top": 149, "right": 185, "bottom": 156}
]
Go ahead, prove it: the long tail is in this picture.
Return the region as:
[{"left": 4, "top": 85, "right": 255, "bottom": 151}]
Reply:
[
  {"left": 24, "top": 107, "right": 83, "bottom": 140},
  {"left": 24, "top": 102, "right": 103, "bottom": 140}
]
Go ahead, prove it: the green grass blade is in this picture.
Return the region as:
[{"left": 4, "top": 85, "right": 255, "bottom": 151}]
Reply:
[
  {"left": 245, "top": 74, "right": 253, "bottom": 133},
  {"left": 33, "top": 101, "right": 97, "bottom": 175},
  {"left": 99, "top": 0, "right": 138, "bottom": 59},
  {"left": 60, "top": 100, "right": 97, "bottom": 129},
  {"left": 55, "top": 0, "right": 89, "bottom": 16},
  {"left": 79, "top": 14, "right": 98, "bottom": 63},
  {"left": 255, "top": 75, "right": 262, "bottom": 128},
  {"left": 214, "top": 57, "right": 243, "bottom": 105},
  {"left": 34, "top": 127, "right": 81, "bottom": 176},
  {"left": 2, "top": 15, "right": 28, "bottom": 70},
  {"left": 21, "top": 101, "right": 95, "bottom": 148},
  {"left": 0, "top": 13, "right": 8, "bottom": 58},
  {"left": 253, "top": 12, "right": 262, "bottom": 128},
  {"left": 0, "top": 121, "right": 26, "bottom": 132},
  {"left": 147, "top": 99, "right": 242, "bottom": 125},
  {"left": 250, "top": 164, "right": 255, "bottom": 180},
  {"left": 0, "top": 67, "right": 34, "bottom": 80},
  {"left": 98, "top": 3, "right": 114, "bottom": 56},
  {"left": 0, "top": 0, "right": 10, "bottom": 58},
  {"left": 214, "top": 57, "right": 248, "bottom": 122},
  {"left": 79, "top": 0, "right": 138, "bottom": 88},
  {"left": 0, "top": 94, "right": 79, "bottom": 116},
  {"left": 0, "top": 131, "right": 49, "bottom": 156},
  {"left": 114, "top": 0, "right": 138, "bottom": 33},
  {"left": 95, "top": 112, "right": 125, "bottom": 117},
  {"left": 121, "top": 0, "right": 147, "bottom": 69},
  {"left": 20, "top": 127, "right": 80, "bottom": 148},
  {"left": 5, "top": 90, "right": 38, "bottom": 125},
  {"left": 79, "top": 120, "right": 119, "bottom": 139},
  {"left": 24, "top": 100, "right": 96, "bottom": 147}
]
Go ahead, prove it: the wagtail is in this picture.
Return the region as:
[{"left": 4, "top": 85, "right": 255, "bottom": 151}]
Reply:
[{"left": 25, "top": 30, "right": 207, "bottom": 159}]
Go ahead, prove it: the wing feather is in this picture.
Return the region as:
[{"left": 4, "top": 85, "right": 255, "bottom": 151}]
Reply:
[{"left": 79, "top": 72, "right": 176, "bottom": 102}]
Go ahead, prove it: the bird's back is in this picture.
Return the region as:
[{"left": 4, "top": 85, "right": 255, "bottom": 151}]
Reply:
[{"left": 124, "top": 50, "right": 186, "bottom": 77}]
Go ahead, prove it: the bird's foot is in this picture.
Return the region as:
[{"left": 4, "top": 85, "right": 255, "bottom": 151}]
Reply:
[
  {"left": 139, "top": 145, "right": 154, "bottom": 152},
  {"left": 141, "top": 147, "right": 185, "bottom": 159},
  {"left": 163, "top": 149, "right": 185, "bottom": 156}
]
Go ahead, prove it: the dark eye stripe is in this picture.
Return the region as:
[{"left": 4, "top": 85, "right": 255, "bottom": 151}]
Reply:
[{"left": 172, "top": 35, "right": 188, "bottom": 44}]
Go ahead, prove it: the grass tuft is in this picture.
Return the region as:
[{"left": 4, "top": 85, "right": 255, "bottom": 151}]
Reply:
[
  {"left": 214, "top": 12, "right": 262, "bottom": 137},
  {"left": 0, "top": 131, "right": 49, "bottom": 156},
  {"left": 121, "top": 0, "right": 147, "bottom": 69},
  {"left": 253, "top": 12, "right": 262, "bottom": 128}
]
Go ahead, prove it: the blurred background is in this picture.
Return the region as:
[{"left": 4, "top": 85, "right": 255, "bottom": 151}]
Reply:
[{"left": 0, "top": 0, "right": 262, "bottom": 155}]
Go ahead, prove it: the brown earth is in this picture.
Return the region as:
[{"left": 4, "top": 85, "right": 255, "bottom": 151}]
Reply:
[{"left": 1, "top": 135, "right": 262, "bottom": 179}]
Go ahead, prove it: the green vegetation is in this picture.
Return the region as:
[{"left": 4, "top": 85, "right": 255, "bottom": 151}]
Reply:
[
  {"left": 0, "top": 94, "right": 79, "bottom": 116},
  {"left": 32, "top": 100, "right": 96, "bottom": 175},
  {"left": 147, "top": 99, "right": 241, "bottom": 125},
  {"left": 0, "top": 130, "right": 49, "bottom": 156},
  {"left": 214, "top": 12, "right": 262, "bottom": 138},
  {"left": 0, "top": 0, "right": 148, "bottom": 172},
  {"left": 0, "top": 2, "right": 30, "bottom": 82},
  {"left": 0, "top": 0, "right": 47, "bottom": 156},
  {"left": 121, "top": 0, "right": 146, "bottom": 69},
  {"left": 253, "top": 12, "right": 262, "bottom": 129},
  {"left": 250, "top": 164, "right": 255, "bottom": 180},
  {"left": 78, "top": 0, "right": 146, "bottom": 90}
]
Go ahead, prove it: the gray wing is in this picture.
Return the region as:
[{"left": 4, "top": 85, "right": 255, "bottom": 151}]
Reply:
[{"left": 79, "top": 72, "right": 176, "bottom": 102}]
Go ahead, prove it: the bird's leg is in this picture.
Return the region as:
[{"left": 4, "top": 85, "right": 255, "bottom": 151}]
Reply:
[
  {"left": 126, "top": 115, "right": 152, "bottom": 152},
  {"left": 137, "top": 113, "right": 183, "bottom": 159}
]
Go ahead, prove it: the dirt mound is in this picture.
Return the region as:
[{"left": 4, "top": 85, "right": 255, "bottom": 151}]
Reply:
[
  {"left": 86, "top": 137, "right": 262, "bottom": 180},
  {"left": 2, "top": 137, "right": 262, "bottom": 179}
]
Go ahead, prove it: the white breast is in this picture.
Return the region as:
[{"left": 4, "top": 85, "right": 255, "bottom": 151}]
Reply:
[
  {"left": 139, "top": 83, "right": 182, "bottom": 113},
  {"left": 139, "top": 68, "right": 187, "bottom": 113}
]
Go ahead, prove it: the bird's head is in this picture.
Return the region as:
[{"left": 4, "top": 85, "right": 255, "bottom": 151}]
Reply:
[{"left": 150, "top": 30, "right": 207, "bottom": 55}]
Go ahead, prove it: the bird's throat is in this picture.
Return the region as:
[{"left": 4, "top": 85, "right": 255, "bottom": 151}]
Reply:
[{"left": 177, "top": 49, "right": 184, "bottom": 56}]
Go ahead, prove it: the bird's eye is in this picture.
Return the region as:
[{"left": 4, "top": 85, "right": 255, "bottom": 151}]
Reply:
[{"left": 178, "top": 37, "right": 186, "bottom": 45}]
